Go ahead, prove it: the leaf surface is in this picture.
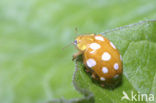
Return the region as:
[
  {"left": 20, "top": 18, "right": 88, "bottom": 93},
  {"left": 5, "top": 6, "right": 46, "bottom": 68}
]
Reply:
[{"left": 72, "top": 20, "right": 156, "bottom": 103}]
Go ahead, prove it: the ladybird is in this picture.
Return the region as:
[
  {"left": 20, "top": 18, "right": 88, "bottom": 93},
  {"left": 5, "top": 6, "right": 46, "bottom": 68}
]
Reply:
[{"left": 73, "top": 34, "right": 123, "bottom": 86}]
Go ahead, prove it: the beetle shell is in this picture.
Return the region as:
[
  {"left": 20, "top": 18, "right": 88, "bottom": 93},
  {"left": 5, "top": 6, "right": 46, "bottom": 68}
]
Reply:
[{"left": 74, "top": 34, "right": 123, "bottom": 83}]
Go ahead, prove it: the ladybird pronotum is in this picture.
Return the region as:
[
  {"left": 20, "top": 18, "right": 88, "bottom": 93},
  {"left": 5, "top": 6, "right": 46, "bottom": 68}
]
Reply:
[{"left": 73, "top": 34, "right": 123, "bottom": 85}]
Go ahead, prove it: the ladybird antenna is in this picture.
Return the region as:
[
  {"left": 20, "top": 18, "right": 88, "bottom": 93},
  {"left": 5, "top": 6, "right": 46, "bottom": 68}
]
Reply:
[
  {"left": 62, "top": 28, "right": 79, "bottom": 50},
  {"left": 62, "top": 42, "right": 74, "bottom": 50},
  {"left": 75, "top": 27, "right": 79, "bottom": 36}
]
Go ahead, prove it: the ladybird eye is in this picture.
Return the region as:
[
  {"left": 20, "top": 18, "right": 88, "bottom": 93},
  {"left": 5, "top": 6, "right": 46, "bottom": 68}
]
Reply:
[{"left": 74, "top": 40, "right": 77, "bottom": 45}]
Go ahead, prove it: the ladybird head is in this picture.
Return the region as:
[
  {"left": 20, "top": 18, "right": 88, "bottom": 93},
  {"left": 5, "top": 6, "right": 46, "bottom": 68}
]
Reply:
[{"left": 74, "top": 34, "right": 95, "bottom": 51}]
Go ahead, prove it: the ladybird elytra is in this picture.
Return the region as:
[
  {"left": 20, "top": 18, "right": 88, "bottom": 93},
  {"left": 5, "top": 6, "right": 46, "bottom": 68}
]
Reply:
[{"left": 73, "top": 34, "right": 123, "bottom": 84}]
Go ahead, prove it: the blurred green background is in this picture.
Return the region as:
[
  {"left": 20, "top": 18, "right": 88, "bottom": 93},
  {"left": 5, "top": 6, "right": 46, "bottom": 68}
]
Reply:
[{"left": 0, "top": 0, "right": 156, "bottom": 103}]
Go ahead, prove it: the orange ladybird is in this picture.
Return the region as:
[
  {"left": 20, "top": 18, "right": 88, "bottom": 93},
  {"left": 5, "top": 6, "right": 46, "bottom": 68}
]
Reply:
[{"left": 73, "top": 34, "right": 123, "bottom": 85}]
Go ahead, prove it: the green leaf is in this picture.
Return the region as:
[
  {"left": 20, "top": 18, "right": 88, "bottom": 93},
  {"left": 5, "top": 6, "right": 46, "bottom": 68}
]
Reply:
[{"left": 71, "top": 20, "right": 156, "bottom": 103}]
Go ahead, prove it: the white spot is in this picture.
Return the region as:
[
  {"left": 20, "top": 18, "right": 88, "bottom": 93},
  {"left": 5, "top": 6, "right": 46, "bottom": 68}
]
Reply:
[
  {"left": 102, "top": 67, "right": 108, "bottom": 74},
  {"left": 102, "top": 52, "right": 111, "bottom": 61},
  {"left": 114, "top": 74, "right": 119, "bottom": 79},
  {"left": 86, "top": 59, "right": 96, "bottom": 68},
  {"left": 95, "top": 36, "right": 104, "bottom": 41},
  {"left": 89, "top": 43, "right": 101, "bottom": 50},
  {"left": 114, "top": 63, "right": 119, "bottom": 70},
  {"left": 120, "top": 55, "right": 122, "bottom": 61},
  {"left": 110, "top": 42, "right": 116, "bottom": 49},
  {"left": 100, "top": 77, "right": 106, "bottom": 81}
]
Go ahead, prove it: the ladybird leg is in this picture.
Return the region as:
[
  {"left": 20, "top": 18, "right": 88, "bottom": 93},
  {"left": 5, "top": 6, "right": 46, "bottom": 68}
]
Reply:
[
  {"left": 85, "top": 68, "right": 90, "bottom": 73},
  {"left": 100, "top": 84, "right": 105, "bottom": 87},
  {"left": 91, "top": 73, "right": 96, "bottom": 79},
  {"left": 72, "top": 51, "right": 83, "bottom": 61}
]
